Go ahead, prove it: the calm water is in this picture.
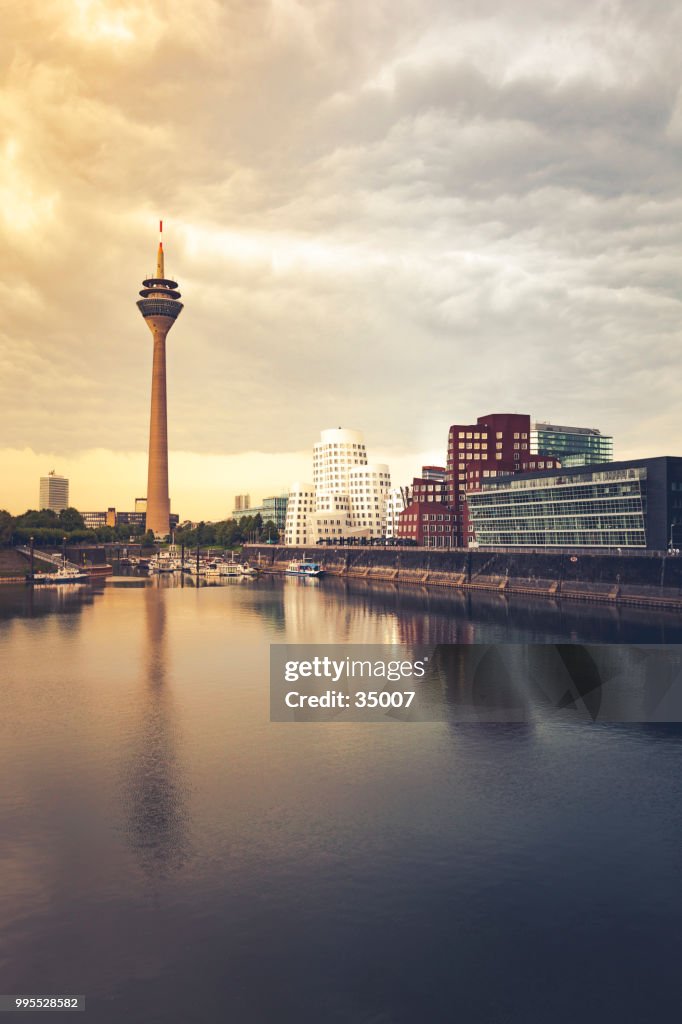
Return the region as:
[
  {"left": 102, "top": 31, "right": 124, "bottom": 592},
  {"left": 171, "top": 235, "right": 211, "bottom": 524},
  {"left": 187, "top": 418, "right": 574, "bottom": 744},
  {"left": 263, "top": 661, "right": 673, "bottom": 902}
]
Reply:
[{"left": 0, "top": 577, "right": 680, "bottom": 1023}]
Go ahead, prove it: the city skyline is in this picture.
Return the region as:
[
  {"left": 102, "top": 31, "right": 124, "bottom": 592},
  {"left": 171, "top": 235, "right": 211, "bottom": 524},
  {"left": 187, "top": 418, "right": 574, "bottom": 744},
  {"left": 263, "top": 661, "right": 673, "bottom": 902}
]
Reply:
[{"left": 2, "top": 2, "right": 681, "bottom": 520}]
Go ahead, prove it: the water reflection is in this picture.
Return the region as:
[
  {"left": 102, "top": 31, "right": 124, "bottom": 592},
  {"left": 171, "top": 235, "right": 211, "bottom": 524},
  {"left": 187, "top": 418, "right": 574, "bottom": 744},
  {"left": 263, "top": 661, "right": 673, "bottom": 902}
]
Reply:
[
  {"left": 311, "top": 578, "right": 682, "bottom": 645},
  {"left": 427, "top": 644, "right": 682, "bottom": 723},
  {"left": 0, "top": 581, "right": 103, "bottom": 622},
  {"left": 1, "top": 574, "right": 681, "bottom": 1023},
  {"left": 122, "top": 586, "right": 190, "bottom": 880}
]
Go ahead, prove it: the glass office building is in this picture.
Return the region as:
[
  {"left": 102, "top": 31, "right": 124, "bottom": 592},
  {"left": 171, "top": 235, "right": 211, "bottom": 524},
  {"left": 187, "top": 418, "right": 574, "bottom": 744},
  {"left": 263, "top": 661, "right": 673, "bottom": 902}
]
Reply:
[
  {"left": 232, "top": 495, "right": 288, "bottom": 531},
  {"left": 466, "top": 458, "right": 682, "bottom": 551},
  {"left": 531, "top": 423, "right": 613, "bottom": 466}
]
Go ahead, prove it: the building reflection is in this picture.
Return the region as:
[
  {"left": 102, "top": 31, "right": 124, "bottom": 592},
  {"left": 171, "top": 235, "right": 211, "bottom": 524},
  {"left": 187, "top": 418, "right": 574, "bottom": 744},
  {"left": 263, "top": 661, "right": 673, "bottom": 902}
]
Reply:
[{"left": 123, "top": 586, "right": 190, "bottom": 879}]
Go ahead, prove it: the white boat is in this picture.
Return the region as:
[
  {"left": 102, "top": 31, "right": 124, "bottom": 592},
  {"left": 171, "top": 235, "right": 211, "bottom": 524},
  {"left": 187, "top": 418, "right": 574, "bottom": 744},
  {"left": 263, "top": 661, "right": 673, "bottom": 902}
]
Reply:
[
  {"left": 148, "top": 554, "right": 181, "bottom": 573},
  {"left": 285, "top": 559, "right": 324, "bottom": 578},
  {"left": 218, "top": 561, "right": 242, "bottom": 577},
  {"left": 33, "top": 562, "right": 89, "bottom": 585}
]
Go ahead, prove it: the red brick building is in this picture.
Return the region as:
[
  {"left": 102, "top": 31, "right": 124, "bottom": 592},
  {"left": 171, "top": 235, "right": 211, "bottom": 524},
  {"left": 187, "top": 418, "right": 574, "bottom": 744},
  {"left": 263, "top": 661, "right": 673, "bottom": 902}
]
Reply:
[
  {"left": 396, "top": 419, "right": 560, "bottom": 548},
  {"left": 446, "top": 413, "right": 561, "bottom": 547},
  {"left": 397, "top": 500, "right": 455, "bottom": 546},
  {"left": 410, "top": 466, "right": 447, "bottom": 504}
]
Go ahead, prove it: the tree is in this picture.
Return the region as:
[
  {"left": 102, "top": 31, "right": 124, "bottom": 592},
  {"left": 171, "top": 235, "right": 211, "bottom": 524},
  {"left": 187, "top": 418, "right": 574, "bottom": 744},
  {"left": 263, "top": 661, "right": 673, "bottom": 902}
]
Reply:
[
  {"left": 0, "top": 509, "right": 14, "bottom": 546},
  {"left": 15, "top": 509, "right": 59, "bottom": 529},
  {"left": 262, "top": 520, "right": 279, "bottom": 543},
  {"left": 59, "top": 507, "right": 85, "bottom": 531}
]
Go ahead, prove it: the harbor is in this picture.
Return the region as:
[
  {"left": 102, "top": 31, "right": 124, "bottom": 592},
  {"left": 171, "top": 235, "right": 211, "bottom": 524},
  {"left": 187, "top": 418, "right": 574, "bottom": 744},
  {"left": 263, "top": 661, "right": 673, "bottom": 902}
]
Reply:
[
  {"left": 1, "top": 576, "right": 681, "bottom": 1024},
  {"left": 247, "top": 544, "right": 682, "bottom": 611}
]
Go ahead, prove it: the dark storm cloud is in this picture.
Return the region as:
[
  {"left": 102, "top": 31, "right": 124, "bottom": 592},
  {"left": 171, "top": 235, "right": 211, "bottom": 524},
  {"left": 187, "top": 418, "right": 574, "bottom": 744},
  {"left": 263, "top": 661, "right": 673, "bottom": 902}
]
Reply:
[{"left": 1, "top": 0, "right": 681, "bottom": 466}]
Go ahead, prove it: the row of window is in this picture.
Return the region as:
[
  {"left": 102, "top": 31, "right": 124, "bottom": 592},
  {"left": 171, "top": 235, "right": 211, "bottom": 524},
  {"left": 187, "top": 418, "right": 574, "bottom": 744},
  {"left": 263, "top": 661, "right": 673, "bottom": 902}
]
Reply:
[
  {"left": 469, "top": 501, "right": 644, "bottom": 519},
  {"left": 450, "top": 430, "right": 528, "bottom": 442},
  {"left": 401, "top": 513, "right": 451, "bottom": 522},
  {"left": 473, "top": 530, "right": 646, "bottom": 547}
]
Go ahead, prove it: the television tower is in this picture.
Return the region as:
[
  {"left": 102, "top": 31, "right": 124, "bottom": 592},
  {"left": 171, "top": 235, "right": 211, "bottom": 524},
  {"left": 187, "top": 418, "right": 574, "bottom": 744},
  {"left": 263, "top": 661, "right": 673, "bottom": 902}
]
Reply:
[{"left": 137, "top": 222, "right": 183, "bottom": 537}]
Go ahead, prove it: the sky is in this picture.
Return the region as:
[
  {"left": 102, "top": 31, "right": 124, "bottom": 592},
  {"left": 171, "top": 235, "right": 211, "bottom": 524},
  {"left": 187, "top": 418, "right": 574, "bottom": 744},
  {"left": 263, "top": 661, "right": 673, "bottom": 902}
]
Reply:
[{"left": 1, "top": 0, "right": 681, "bottom": 519}]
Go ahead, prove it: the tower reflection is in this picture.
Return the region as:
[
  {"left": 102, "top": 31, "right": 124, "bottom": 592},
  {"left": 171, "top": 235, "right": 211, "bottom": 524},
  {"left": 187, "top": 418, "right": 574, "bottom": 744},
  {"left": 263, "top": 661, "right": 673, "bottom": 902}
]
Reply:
[{"left": 123, "top": 586, "right": 190, "bottom": 879}]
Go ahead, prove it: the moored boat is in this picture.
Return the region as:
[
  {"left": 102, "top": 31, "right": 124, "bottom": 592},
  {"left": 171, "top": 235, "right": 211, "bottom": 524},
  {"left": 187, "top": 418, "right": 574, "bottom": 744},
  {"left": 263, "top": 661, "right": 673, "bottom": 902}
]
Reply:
[
  {"left": 285, "top": 559, "right": 324, "bottom": 578},
  {"left": 32, "top": 564, "right": 89, "bottom": 585}
]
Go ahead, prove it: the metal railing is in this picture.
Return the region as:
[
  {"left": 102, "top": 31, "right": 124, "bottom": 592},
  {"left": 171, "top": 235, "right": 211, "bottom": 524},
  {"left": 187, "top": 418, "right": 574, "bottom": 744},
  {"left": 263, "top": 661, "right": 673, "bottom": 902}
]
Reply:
[{"left": 16, "top": 546, "right": 82, "bottom": 571}]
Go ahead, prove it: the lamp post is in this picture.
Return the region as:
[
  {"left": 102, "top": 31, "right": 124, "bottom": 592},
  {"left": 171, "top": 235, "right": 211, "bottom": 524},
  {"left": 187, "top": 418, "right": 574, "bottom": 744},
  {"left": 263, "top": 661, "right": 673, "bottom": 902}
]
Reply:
[
  {"left": 29, "top": 535, "right": 34, "bottom": 578},
  {"left": 62, "top": 535, "right": 67, "bottom": 566}
]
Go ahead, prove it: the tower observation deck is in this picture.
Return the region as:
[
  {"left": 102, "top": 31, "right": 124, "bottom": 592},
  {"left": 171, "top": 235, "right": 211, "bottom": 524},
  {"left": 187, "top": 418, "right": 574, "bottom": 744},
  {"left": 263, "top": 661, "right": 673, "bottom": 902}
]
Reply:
[{"left": 137, "top": 222, "right": 183, "bottom": 538}]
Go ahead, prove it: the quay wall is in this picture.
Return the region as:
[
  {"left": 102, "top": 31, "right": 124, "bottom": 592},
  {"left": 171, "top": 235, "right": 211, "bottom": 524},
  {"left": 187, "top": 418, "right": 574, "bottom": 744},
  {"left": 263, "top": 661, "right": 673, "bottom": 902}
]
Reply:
[{"left": 245, "top": 545, "right": 682, "bottom": 610}]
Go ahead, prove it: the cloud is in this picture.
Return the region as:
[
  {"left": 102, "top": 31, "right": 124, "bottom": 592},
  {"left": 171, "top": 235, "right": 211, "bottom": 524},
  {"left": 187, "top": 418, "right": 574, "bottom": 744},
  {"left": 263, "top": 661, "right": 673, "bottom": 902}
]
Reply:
[{"left": 0, "top": 0, "right": 681, "bottom": 512}]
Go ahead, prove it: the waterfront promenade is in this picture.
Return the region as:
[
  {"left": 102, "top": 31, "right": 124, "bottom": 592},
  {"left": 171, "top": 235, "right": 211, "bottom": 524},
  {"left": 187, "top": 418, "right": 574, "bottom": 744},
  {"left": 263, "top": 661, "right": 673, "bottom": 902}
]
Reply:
[{"left": 247, "top": 544, "right": 682, "bottom": 611}]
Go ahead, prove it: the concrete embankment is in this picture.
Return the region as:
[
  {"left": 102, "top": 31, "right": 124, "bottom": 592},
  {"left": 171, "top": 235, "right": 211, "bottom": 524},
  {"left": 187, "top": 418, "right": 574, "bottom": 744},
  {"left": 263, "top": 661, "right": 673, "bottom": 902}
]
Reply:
[{"left": 246, "top": 545, "right": 682, "bottom": 611}]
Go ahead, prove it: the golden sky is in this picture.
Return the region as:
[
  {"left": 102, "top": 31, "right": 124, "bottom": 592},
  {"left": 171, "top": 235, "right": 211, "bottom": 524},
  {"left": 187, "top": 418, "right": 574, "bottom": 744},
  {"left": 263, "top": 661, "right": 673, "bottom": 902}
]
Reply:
[{"left": 1, "top": 0, "right": 681, "bottom": 518}]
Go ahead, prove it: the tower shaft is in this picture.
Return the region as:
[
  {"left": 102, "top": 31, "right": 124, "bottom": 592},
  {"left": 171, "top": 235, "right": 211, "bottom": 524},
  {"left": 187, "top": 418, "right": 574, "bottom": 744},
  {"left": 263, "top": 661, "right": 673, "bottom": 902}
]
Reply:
[
  {"left": 146, "top": 327, "right": 171, "bottom": 536},
  {"left": 136, "top": 227, "right": 183, "bottom": 539}
]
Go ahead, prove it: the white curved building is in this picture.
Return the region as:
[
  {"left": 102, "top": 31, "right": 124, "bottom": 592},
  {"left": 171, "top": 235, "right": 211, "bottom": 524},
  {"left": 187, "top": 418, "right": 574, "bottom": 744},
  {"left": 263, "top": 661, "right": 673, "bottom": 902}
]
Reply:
[
  {"left": 285, "top": 429, "right": 392, "bottom": 545},
  {"left": 313, "top": 428, "right": 368, "bottom": 495},
  {"left": 283, "top": 482, "right": 315, "bottom": 546},
  {"left": 385, "top": 486, "right": 411, "bottom": 539},
  {"left": 348, "top": 464, "right": 391, "bottom": 537}
]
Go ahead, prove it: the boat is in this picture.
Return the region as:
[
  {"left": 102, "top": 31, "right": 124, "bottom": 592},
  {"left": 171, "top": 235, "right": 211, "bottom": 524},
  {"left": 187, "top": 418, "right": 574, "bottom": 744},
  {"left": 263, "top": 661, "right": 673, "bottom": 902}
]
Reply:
[
  {"left": 285, "top": 559, "right": 324, "bottom": 578},
  {"left": 32, "top": 563, "right": 89, "bottom": 585},
  {"left": 204, "top": 563, "right": 224, "bottom": 578},
  {"left": 218, "top": 561, "right": 242, "bottom": 577},
  {"left": 148, "top": 554, "right": 181, "bottom": 573}
]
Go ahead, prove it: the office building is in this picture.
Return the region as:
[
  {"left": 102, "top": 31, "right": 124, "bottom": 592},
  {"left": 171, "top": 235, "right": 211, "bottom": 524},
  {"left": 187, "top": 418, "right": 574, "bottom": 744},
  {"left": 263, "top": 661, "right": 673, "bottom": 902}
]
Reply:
[
  {"left": 233, "top": 495, "right": 251, "bottom": 513},
  {"left": 531, "top": 422, "right": 613, "bottom": 466},
  {"left": 385, "top": 487, "right": 411, "bottom": 539},
  {"left": 398, "top": 502, "right": 456, "bottom": 547},
  {"left": 397, "top": 467, "right": 451, "bottom": 545},
  {"left": 283, "top": 483, "right": 316, "bottom": 546},
  {"left": 81, "top": 509, "right": 179, "bottom": 532},
  {"left": 232, "top": 495, "right": 288, "bottom": 531},
  {"left": 39, "top": 471, "right": 69, "bottom": 512},
  {"left": 466, "top": 457, "right": 682, "bottom": 551},
  {"left": 411, "top": 466, "right": 447, "bottom": 503},
  {"left": 136, "top": 223, "right": 183, "bottom": 538},
  {"left": 347, "top": 464, "right": 392, "bottom": 536},
  {"left": 284, "top": 428, "right": 391, "bottom": 544},
  {"left": 313, "top": 428, "right": 368, "bottom": 492},
  {"left": 446, "top": 413, "right": 536, "bottom": 546}
]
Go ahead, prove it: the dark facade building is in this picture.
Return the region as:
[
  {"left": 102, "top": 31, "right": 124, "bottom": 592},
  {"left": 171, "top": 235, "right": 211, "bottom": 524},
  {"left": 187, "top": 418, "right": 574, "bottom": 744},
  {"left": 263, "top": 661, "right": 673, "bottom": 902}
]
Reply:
[
  {"left": 410, "top": 466, "right": 447, "bottom": 503},
  {"left": 397, "top": 500, "right": 455, "bottom": 547},
  {"left": 397, "top": 467, "right": 450, "bottom": 544},
  {"left": 466, "top": 457, "right": 682, "bottom": 551},
  {"left": 446, "top": 413, "right": 562, "bottom": 546}
]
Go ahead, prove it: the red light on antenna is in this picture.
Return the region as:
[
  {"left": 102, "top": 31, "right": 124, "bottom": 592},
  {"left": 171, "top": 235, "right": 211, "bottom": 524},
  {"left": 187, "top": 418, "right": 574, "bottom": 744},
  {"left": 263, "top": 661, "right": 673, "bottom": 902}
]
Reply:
[{"left": 159, "top": 220, "right": 163, "bottom": 233}]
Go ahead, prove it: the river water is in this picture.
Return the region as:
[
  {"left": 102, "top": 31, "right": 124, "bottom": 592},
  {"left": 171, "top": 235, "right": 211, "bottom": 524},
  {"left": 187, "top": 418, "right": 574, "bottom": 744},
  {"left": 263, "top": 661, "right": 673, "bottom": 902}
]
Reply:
[{"left": 0, "top": 576, "right": 680, "bottom": 1023}]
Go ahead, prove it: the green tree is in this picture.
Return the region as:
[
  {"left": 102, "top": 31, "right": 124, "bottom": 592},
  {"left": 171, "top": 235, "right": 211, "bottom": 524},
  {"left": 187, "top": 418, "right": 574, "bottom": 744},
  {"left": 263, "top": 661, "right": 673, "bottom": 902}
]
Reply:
[
  {"left": 59, "top": 507, "right": 85, "bottom": 531},
  {"left": 16, "top": 509, "right": 59, "bottom": 529},
  {"left": 0, "top": 509, "right": 14, "bottom": 546},
  {"left": 262, "top": 519, "right": 279, "bottom": 543}
]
